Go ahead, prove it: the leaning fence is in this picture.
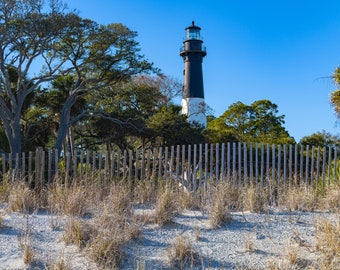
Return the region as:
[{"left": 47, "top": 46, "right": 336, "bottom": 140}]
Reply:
[{"left": 0, "top": 143, "right": 339, "bottom": 193}]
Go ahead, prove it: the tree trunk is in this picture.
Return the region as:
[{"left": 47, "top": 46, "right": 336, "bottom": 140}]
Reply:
[{"left": 54, "top": 117, "right": 69, "bottom": 155}]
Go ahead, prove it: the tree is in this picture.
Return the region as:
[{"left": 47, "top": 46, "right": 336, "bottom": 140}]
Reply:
[
  {"left": 330, "top": 67, "right": 340, "bottom": 118},
  {"left": 300, "top": 131, "right": 340, "bottom": 148},
  {"left": 0, "top": 0, "right": 154, "bottom": 156},
  {"left": 82, "top": 76, "right": 165, "bottom": 151},
  {"left": 0, "top": 0, "right": 76, "bottom": 155},
  {"left": 71, "top": 75, "right": 189, "bottom": 151},
  {"left": 147, "top": 104, "right": 205, "bottom": 147},
  {"left": 205, "top": 100, "right": 294, "bottom": 144}
]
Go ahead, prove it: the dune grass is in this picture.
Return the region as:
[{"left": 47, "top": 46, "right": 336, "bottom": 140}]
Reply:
[{"left": 0, "top": 175, "right": 339, "bottom": 269}]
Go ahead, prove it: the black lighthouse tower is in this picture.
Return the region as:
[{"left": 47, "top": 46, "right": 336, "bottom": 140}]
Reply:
[{"left": 180, "top": 21, "right": 207, "bottom": 127}]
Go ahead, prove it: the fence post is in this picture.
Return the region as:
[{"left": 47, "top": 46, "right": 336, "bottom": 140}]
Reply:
[
  {"left": 170, "top": 146, "right": 175, "bottom": 183},
  {"left": 28, "top": 151, "right": 33, "bottom": 186},
  {"left": 73, "top": 149, "right": 78, "bottom": 179},
  {"left": 193, "top": 144, "right": 197, "bottom": 191},
  {"left": 35, "top": 147, "right": 44, "bottom": 190},
  {"left": 238, "top": 142, "right": 242, "bottom": 187},
  {"left": 204, "top": 144, "right": 208, "bottom": 193},
  {"left": 47, "top": 150, "right": 52, "bottom": 183},
  {"left": 278, "top": 144, "right": 281, "bottom": 189},
  {"left": 164, "top": 147, "right": 168, "bottom": 180},
  {"left": 322, "top": 147, "right": 327, "bottom": 194},
  {"left": 272, "top": 144, "right": 276, "bottom": 188},
  {"left": 85, "top": 150, "right": 90, "bottom": 183},
  {"left": 327, "top": 146, "right": 332, "bottom": 187},
  {"left": 232, "top": 142, "right": 236, "bottom": 186},
  {"left": 105, "top": 151, "right": 109, "bottom": 183},
  {"left": 158, "top": 147, "right": 163, "bottom": 183},
  {"left": 334, "top": 147, "right": 338, "bottom": 184},
  {"left": 227, "top": 142, "right": 231, "bottom": 182},
  {"left": 129, "top": 150, "right": 133, "bottom": 182},
  {"left": 283, "top": 144, "right": 287, "bottom": 187},
  {"left": 199, "top": 144, "right": 203, "bottom": 189},
  {"left": 243, "top": 142, "right": 247, "bottom": 186},
  {"left": 215, "top": 143, "right": 219, "bottom": 185},
  {"left": 98, "top": 151, "right": 103, "bottom": 183},
  {"left": 188, "top": 145, "right": 192, "bottom": 190},
  {"left": 221, "top": 143, "right": 225, "bottom": 182},
  {"left": 260, "top": 143, "right": 264, "bottom": 189},
  {"left": 255, "top": 142, "right": 258, "bottom": 186},
  {"left": 305, "top": 145, "right": 310, "bottom": 188},
  {"left": 80, "top": 150, "right": 84, "bottom": 181},
  {"left": 311, "top": 146, "right": 315, "bottom": 188},
  {"left": 266, "top": 144, "right": 270, "bottom": 189},
  {"left": 112, "top": 150, "right": 117, "bottom": 180},
  {"left": 135, "top": 149, "right": 139, "bottom": 181},
  {"left": 294, "top": 144, "right": 298, "bottom": 185},
  {"left": 249, "top": 142, "right": 253, "bottom": 186},
  {"left": 300, "top": 145, "right": 304, "bottom": 183},
  {"left": 316, "top": 147, "right": 321, "bottom": 194},
  {"left": 176, "top": 145, "right": 180, "bottom": 182},
  {"left": 210, "top": 144, "right": 214, "bottom": 186},
  {"left": 141, "top": 149, "right": 145, "bottom": 181},
  {"left": 289, "top": 144, "right": 292, "bottom": 186}
]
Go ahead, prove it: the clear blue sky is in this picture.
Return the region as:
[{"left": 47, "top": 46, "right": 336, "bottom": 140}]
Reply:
[{"left": 64, "top": 0, "right": 340, "bottom": 142}]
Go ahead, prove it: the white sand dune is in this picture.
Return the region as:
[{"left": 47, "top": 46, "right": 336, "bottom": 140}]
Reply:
[{"left": 0, "top": 203, "right": 338, "bottom": 269}]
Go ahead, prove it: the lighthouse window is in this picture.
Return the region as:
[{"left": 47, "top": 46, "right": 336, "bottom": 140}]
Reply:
[{"left": 187, "top": 29, "right": 200, "bottom": 40}]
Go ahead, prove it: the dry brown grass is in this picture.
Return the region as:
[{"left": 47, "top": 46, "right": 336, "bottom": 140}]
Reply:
[
  {"left": 88, "top": 230, "right": 124, "bottom": 268},
  {"left": 80, "top": 181, "right": 140, "bottom": 268},
  {"left": 209, "top": 182, "right": 232, "bottom": 228},
  {"left": 8, "top": 182, "right": 37, "bottom": 213},
  {"left": 153, "top": 185, "right": 178, "bottom": 226},
  {"left": 47, "top": 252, "right": 71, "bottom": 270},
  {"left": 243, "top": 233, "right": 255, "bottom": 253},
  {"left": 2, "top": 176, "right": 340, "bottom": 269},
  {"left": 278, "top": 185, "right": 317, "bottom": 212},
  {"left": 0, "top": 176, "right": 10, "bottom": 203},
  {"left": 17, "top": 216, "right": 35, "bottom": 266},
  {"left": 133, "top": 179, "right": 157, "bottom": 205},
  {"left": 315, "top": 218, "right": 340, "bottom": 269},
  {"left": 47, "top": 181, "right": 91, "bottom": 217},
  {"left": 319, "top": 183, "right": 340, "bottom": 213},
  {"left": 62, "top": 218, "right": 93, "bottom": 249},
  {"left": 23, "top": 240, "right": 34, "bottom": 265},
  {"left": 167, "top": 235, "right": 198, "bottom": 269},
  {"left": 241, "top": 185, "right": 270, "bottom": 212}
]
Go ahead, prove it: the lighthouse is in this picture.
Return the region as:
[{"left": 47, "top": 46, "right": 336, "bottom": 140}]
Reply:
[{"left": 180, "top": 21, "right": 207, "bottom": 127}]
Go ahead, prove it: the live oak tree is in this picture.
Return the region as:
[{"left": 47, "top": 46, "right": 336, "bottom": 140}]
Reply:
[
  {"left": 0, "top": 0, "right": 154, "bottom": 156},
  {"left": 81, "top": 76, "right": 165, "bottom": 151},
  {"left": 146, "top": 104, "right": 205, "bottom": 147},
  {"left": 0, "top": 0, "right": 70, "bottom": 155},
  {"left": 300, "top": 130, "right": 340, "bottom": 148},
  {"left": 72, "top": 75, "right": 185, "bottom": 151},
  {"left": 205, "top": 100, "right": 294, "bottom": 144}
]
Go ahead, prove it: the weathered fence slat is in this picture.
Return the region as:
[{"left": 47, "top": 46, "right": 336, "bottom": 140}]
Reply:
[{"left": 1, "top": 143, "right": 340, "bottom": 195}]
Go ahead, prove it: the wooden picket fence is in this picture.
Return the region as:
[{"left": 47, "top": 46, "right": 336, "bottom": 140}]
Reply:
[{"left": 0, "top": 143, "right": 339, "bottom": 193}]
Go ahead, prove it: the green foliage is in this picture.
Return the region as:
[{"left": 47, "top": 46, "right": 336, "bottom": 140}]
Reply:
[
  {"left": 0, "top": 1, "right": 155, "bottom": 155},
  {"left": 300, "top": 131, "right": 340, "bottom": 147},
  {"left": 147, "top": 104, "right": 205, "bottom": 147},
  {"left": 331, "top": 67, "right": 340, "bottom": 118},
  {"left": 71, "top": 75, "right": 191, "bottom": 150},
  {"left": 205, "top": 99, "right": 294, "bottom": 144}
]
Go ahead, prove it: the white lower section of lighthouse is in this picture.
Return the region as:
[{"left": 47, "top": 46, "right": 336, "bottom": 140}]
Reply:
[{"left": 182, "top": 97, "right": 206, "bottom": 127}]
